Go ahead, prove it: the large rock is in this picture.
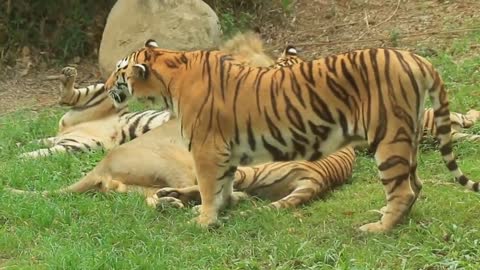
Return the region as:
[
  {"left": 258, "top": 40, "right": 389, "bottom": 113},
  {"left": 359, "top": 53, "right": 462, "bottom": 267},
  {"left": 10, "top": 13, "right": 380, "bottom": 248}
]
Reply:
[{"left": 98, "top": 0, "right": 221, "bottom": 79}]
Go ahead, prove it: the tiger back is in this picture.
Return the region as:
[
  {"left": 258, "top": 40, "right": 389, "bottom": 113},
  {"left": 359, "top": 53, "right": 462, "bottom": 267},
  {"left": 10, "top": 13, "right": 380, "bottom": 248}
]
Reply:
[{"left": 275, "top": 46, "right": 480, "bottom": 144}]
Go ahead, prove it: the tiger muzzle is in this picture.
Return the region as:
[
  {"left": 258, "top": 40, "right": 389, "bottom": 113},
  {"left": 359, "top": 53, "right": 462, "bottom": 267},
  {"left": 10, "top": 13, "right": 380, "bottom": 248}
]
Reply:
[{"left": 108, "top": 84, "right": 130, "bottom": 104}]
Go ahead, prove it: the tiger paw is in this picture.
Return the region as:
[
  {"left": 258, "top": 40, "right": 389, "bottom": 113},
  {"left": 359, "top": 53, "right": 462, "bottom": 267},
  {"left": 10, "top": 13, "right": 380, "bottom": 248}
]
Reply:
[
  {"left": 358, "top": 221, "right": 392, "bottom": 233},
  {"left": 145, "top": 196, "right": 158, "bottom": 208},
  {"left": 368, "top": 206, "right": 388, "bottom": 216},
  {"left": 156, "top": 197, "right": 185, "bottom": 211},
  {"left": 466, "top": 109, "right": 480, "bottom": 122},
  {"left": 155, "top": 187, "right": 181, "bottom": 198},
  {"left": 193, "top": 214, "right": 221, "bottom": 229},
  {"left": 191, "top": 205, "right": 201, "bottom": 215},
  {"left": 61, "top": 67, "right": 78, "bottom": 78},
  {"left": 228, "top": 191, "right": 249, "bottom": 207}
]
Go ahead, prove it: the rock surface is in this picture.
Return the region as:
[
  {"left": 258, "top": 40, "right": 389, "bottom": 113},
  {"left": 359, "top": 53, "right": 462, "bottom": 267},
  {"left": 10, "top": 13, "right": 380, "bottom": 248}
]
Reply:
[{"left": 98, "top": 0, "right": 221, "bottom": 79}]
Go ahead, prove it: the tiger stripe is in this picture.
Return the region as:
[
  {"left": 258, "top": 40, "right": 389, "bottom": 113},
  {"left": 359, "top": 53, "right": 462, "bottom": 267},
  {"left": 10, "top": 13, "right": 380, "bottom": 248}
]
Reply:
[{"left": 234, "top": 146, "right": 355, "bottom": 209}]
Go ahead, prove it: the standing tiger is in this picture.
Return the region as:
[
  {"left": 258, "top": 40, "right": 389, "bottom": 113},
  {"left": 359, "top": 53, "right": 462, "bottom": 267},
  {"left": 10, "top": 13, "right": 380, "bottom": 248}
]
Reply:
[
  {"left": 104, "top": 40, "right": 479, "bottom": 232},
  {"left": 20, "top": 32, "right": 275, "bottom": 158}
]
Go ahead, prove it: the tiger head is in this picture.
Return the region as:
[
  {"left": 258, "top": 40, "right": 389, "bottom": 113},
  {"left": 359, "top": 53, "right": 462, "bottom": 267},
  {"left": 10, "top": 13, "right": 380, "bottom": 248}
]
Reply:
[
  {"left": 105, "top": 39, "right": 185, "bottom": 108},
  {"left": 273, "top": 45, "right": 304, "bottom": 68}
]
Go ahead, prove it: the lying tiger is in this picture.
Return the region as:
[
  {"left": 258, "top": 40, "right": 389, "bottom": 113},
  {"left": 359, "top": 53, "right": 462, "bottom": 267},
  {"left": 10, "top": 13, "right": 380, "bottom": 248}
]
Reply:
[
  {"left": 9, "top": 118, "right": 356, "bottom": 210},
  {"left": 20, "top": 31, "right": 275, "bottom": 159},
  {"left": 19, "top": 67, "right": 171, "bottom": 158},
  {"left": 105, "top": 39, "right": 480, "bottom": 232}
]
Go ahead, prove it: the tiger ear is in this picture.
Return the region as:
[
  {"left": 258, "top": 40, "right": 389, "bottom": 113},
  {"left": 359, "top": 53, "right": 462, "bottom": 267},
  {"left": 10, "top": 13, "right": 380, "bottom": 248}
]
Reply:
[
  {"left": 132, "top": 64, "right": 149, "bottom": 80},
  {"left": 145, "top": 39, "right": 159, "bottom": 48},
  {"left": 284, "top": 45, "right": 298, "bottom": 56}
]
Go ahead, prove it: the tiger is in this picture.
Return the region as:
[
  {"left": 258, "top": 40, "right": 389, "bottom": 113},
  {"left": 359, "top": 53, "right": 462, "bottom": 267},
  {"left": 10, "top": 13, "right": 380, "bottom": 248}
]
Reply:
[
  {"left": 423, "top": 108, "right": 480, "bottom": 141},
  {"left": 8, "top": 118, "right": 356, "bottom": 212},
  {"left": 276, "top": 45, "right": 480, "bottom": 143},
  {"left": 20, "top": 31, "right": 277, "bottom": 158},
  {"left": 20, "top": 67, "right": 171, "bottom": 158},
  {"left": 104, "top": 39, "right": 480, "bottom": 233}
]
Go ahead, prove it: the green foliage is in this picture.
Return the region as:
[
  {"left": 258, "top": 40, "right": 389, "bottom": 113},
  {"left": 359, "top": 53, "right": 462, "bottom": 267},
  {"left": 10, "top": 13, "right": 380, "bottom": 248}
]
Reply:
[
  {"left": 218, "top": 12, "right": 255, "bottom": 39},
  {"left": 0, "top": 20, "right": 480, "bottom": 270},
  {"left": 280, "top": 0, "right": 294, "bottom": 14},
  {"left": 204, "top": 0, "right": 292, "bottom": 39},
  {"left": 389, "top": 28, "right": 401, "bottom": 47},
  {"left": 203, "top": 0, "right": 263, "bottom": 38},
  {"left": 0, "top": 0, "right": 115, "bottom": 61}
]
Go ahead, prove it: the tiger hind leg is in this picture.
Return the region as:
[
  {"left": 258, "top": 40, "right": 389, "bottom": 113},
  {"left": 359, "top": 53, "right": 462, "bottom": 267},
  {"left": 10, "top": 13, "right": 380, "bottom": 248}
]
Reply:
[
  {"left": 359, "top": 143, "right": 417, "bottom": 232},
  {"left": 19, "top": 145, "right": 68, "bottom": 158},
  {"left": 19, "top": 138, "right": 102, "bottom": 158},
  {"left": 451, "top": 131, "right": 480, "bottom": 142},
  {"left": 409, "top": 119, "right": 425, "bottom": 198},
  {"left": 30, "top": 136, "right": 58, "bottom": 147},
  {"left": 17, "top": 136, "right": 58, "bottom": 148},
  {"left": 270, "top": 180, "right": 324, "bottom": 209}
]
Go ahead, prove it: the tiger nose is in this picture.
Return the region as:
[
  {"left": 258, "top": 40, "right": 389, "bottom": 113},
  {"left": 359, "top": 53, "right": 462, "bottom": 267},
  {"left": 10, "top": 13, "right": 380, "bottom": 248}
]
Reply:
[{"left": 112, "top": 91, "right": 127, "bottom": 103}]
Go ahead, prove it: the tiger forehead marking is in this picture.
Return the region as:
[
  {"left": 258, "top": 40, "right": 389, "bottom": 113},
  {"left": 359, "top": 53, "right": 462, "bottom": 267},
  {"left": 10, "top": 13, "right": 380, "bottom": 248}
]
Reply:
[
  {"left": 106, "top": 40, "right": 480, "bottom": 231},
  {"left": 116, "top": 58, "right": 129, "bottom": 69}
]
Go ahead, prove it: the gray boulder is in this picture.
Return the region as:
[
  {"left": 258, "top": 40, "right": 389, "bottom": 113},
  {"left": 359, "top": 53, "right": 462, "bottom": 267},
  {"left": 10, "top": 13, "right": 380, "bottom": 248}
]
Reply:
[{"left": 98, "top": 0, "right": 221, "bottom": 78}]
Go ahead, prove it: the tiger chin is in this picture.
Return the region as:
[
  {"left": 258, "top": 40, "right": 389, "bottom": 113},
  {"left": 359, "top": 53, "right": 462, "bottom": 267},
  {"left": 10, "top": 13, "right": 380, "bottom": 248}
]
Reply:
[{"left": 104, "top": 39, "right": 480, "bottom": 232}]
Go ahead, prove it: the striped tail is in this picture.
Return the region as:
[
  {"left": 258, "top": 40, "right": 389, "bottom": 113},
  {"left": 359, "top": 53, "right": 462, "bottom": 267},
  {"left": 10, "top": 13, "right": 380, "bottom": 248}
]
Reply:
[{"left": 429, "top": 72, "right": 479, "bottom": 192}]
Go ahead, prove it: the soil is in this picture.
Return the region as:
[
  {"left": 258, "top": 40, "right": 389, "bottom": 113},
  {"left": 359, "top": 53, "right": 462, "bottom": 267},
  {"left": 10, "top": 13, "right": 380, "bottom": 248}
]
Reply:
[
  {"left": 261, "top": 0, "right": 480, "bottom": 58},
  {"left": 0, "top": 59, "right": 101, "bottom": 116},
  {"left": 1, "top": 0, "right": 479, "bottom": 115}
]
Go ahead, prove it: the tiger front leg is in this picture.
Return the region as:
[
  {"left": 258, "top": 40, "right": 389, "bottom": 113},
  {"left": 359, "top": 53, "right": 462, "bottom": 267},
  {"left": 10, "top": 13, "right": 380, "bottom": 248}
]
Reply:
[
  {"left": 58, "top": 67, "right": 78, "bottom": 105},
  {"left": 359, "top": 143, "right": 417, "bottom": 232},
  {"left": 192, "top": 150, "right": 237, "bottom": 228}
]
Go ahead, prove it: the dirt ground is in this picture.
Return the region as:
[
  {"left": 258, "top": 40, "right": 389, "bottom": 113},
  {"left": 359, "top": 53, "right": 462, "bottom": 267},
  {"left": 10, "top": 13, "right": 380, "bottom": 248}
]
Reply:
[
  {"left": 0, "top": 59, "right": 101, "bottom": 116},
  {"left": 1, "top": 0, "right": 479, "bottom": 116},
  {"left": 262, "top": 0, "right": 480, "bottom": 58}
]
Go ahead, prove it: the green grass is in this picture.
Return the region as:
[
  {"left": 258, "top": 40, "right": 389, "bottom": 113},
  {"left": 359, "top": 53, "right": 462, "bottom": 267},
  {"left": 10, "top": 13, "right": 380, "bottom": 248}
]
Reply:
[{"left": 1, "top": 39, "right": 480, "bottom": 269}]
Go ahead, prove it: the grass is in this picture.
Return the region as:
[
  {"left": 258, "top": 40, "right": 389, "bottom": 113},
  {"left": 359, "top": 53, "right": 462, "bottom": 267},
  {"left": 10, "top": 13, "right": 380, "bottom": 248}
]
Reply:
[{"left": 1, "top": 37, "right": 480, "bottom": 270}]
